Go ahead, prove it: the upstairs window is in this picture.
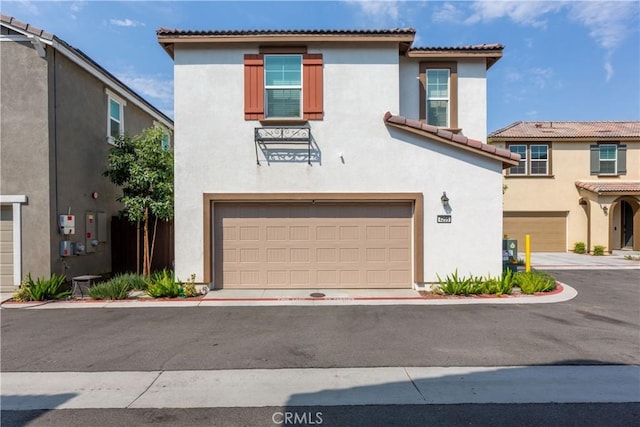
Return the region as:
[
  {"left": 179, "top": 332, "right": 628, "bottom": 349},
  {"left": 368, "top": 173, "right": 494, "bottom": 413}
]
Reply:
[
  {"left": 591, "top": 143, "right": 626, "bottom": 176},
  {"left": 265, "top": 55, "right": 302, "bottom": 119},
  {"left": 106, "top": 89, "right": 126, "bottom": 144},
  {"left": 426, "top": 69, "right": 449, "bottom": 127},
  {"left": 507, "top": 144, "right": 550, "bottom": 176},
  {"left": 419, "top": 62, "right": 458, "bottom": 129},
  {"left": 244, "top": 52, "right": 323, "bottom": 121}
]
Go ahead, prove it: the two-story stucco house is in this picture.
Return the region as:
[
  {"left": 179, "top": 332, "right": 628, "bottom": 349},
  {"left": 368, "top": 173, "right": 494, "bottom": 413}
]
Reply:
[
  {"left": 0, "top": 15, "right": 173, "bottom": 292},
  {"left": 157, "top": 27, "right": 518, "bottom": 289},
  {"left": 489, "top": 121, "right": 640, "bottom": 253}
]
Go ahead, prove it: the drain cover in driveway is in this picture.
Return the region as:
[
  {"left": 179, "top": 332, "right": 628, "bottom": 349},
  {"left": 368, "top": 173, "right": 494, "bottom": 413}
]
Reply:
[{"left": 310, "top": 293, "right": 326, "bottom": 298}]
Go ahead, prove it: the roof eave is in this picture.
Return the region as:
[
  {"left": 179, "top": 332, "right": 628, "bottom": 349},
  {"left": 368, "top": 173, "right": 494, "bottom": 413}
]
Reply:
[
  {"left": 406, "top": 49, "right": 503, "bottom": 69},
  {"left": 384, "top": 119, "right": 519, "bottom": 169}
]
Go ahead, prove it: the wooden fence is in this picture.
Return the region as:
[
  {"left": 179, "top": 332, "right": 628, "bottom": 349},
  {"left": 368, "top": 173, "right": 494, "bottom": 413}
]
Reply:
[{"left": 111, "top": 216, "right": 174, "bottom": 274}]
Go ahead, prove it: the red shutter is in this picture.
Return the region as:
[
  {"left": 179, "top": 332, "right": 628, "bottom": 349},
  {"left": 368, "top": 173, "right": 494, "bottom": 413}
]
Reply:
[
  {"left": 303, "top": 54, "right": 323, "bottom": 120},
  {"left": 244, "top": 54, "right": 264, "bottom": 120}
]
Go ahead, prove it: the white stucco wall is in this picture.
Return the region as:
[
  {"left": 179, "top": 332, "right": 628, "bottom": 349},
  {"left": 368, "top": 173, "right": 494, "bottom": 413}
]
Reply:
[
  {"left": 399, "top": 57, "right": 488, "bottom": 142},
  {"left": 173, "top": 43, "right": 503, "bottom": 285}
]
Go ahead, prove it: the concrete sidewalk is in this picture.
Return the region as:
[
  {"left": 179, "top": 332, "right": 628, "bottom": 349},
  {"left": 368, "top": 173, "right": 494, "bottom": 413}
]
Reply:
[
  {"left": 527, "top": 250, "right": 640, "bottom": 270},
  {"left": 2, "top": 366, "right": 638, "bottom": 410}
]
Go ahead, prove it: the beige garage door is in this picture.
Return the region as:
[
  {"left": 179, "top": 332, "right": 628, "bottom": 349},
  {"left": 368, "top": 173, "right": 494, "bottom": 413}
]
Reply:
[
  {"left": 214, "top": 202, "right": 413, "bottom": 288},
  {"left": 1, "top": 206, "right": 14, "bottom": 291},
  {"left": 503, "top": 212, "right": 567, "bottom": 252}
]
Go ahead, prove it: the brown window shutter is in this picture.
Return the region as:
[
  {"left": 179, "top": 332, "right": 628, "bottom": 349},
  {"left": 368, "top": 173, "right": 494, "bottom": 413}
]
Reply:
[
  {"left": 244, "top": 54, "right": 264, "bottom": 120},
  {"left": 303, "top": 54, "right": 323, "bottom": 120}
]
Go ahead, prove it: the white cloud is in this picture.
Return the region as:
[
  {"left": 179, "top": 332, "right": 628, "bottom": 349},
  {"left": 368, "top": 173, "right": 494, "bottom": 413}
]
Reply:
[
  {"left": 604, "top": 60, "right": 614, "bottom": 82},
  {"left": 109, "top": 18, "right": 145, "bottom": 28},
  {"left": 346, "top": 0, "right": 400, "bottom": 25},
  {"left": 115, "top": 73, "right": 173, "bottom": 115},
  {"left": 69, "top": 1, "right": 85, "bottom": 20},
  {"left": 15, "top": 0, "right": 40, "bottom": 15},
  {"left": 568, "top": 1, "right": 637, "bottom": 50},
  {"left": 465, "top": 1, "right": 565, "bottom": 28},
  {"left": 433, "top": 2, "right": 463, "bottom": 23},
  {"left": 531, "top": 67, "right": 553, "bottom": 89}
]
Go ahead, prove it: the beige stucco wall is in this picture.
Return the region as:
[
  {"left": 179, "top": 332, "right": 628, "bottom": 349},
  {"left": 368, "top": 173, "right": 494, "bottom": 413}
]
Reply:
[{"left": 494, "top": 140, "right": 640, "bottom": 251}]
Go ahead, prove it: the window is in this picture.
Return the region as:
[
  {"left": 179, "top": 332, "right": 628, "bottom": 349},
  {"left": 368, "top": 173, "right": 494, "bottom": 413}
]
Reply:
[
  {"left": 426, "top": 69, "right": 449, "bottom": 127},
  {"left": 590, "top": 143, "right": 626, "bottom": 176},
  {"left": 419, "top": 62, "right": 457, "bottom": 129},
  {"left": 244, "top": 52, "right": 323, "bottom": 121},
  {"left": 106, "top": 89, "right": 126, "bottom": 143},
  {"left": 507, "top": 144, "right": 550, "bottom": 176},
  {"left": 161, "top": 133, "right": 171, "bottom": 151},
  {"left": 264, "top": 55, "right": 302, "bottom": 119}
]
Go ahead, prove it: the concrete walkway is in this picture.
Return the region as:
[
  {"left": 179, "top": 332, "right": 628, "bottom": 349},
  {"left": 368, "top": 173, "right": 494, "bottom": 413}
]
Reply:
[
  {"left": 2, "top": 366, "right": 638, "bottom": 410},
  {"left": 527, "top": 250, "right": 640, "bottom": 270}
]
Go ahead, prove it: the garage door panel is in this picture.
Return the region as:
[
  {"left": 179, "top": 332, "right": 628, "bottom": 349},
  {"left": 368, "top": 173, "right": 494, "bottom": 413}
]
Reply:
[
  {"left": 503, "top": 212, "right": 567, "bottom": 252},
  {"left": 1, "top": 206, "right": 14, "bottom": 290},
  {"left": 214, "top": 202, "right": 412, "bottom": 288}
]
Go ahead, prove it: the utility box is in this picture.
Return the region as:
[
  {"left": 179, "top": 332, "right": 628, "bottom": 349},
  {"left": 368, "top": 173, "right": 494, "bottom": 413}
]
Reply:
[
  {"left": 85, "top": 212, "right": 97, "bottom": 253},
  {"left": 59, "top": 215, "right": 75, "bottom": 235},
  {"left": 502, "top": 239, "right": 518, "bottom": 273},
  {"left": 60, "top": 240, "right": 73, "bottom": 257}
]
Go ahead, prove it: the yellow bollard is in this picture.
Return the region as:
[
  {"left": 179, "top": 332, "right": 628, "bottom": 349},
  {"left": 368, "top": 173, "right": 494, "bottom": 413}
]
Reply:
[{"left": 525, "top": 234, "right": 531, "bottom": 272}]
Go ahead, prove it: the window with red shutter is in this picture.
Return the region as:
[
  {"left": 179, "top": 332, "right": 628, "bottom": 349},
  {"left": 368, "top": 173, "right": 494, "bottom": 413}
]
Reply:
[{"left": 244, "top": 53, "right": 323, "bottom": 121}]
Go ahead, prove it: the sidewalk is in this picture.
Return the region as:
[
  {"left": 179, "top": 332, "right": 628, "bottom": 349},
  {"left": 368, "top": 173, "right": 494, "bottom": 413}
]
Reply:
[
  {"left": 527, "top": 250, "right": 640, "bottom": 270},
  {"left": 2, "top": 366, "right": 638, "bottom": 410}
]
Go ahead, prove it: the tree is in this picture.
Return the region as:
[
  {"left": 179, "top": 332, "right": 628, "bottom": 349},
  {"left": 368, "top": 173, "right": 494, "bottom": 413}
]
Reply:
[{"left": 104, "top": 125, "right": 173, "bottom": 276}]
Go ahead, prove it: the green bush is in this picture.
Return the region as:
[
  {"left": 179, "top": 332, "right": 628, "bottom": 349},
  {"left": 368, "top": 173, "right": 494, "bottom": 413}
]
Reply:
[
  {"left": 592, "top": 245, "right": 605, "bottom": 256},
  {"left": 88, "top": 275, "right": 134, "bottom": 300},
  {"left": 482, "top": 269, "right": 515, "bottom": 296},
  {"left": 146, "top": 269, "right": 182, "bottom": 298},
  {"left": 573, "top": 242, "right": 586, "bottom": 254},
  {"left": 437, "top": 270, "right": 484, "bottom": 296},
  {"left": 515, "top": 271, "right": 557, "bottom": 294},
  {"left": 24, "top": 273, "right": 70, "bottom": 301}
]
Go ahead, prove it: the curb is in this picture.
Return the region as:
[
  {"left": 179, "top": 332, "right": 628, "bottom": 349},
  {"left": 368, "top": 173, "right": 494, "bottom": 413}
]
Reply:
[{"left": 0, "top": 283, "right": 577, "bottom": 308}]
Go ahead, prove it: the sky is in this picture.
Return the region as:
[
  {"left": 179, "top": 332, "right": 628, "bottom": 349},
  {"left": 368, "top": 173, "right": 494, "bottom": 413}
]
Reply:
[{"left": 2, "top": 0, "right": 639, "bottom": 134}]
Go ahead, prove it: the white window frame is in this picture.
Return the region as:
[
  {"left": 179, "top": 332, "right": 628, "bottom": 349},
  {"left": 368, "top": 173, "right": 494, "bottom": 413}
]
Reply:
[
  {"left": 426, "top": 69, "right": 450, "bottom": 128},
  {"left": 529, "top": 144, "right": 549, "bottom": 176},
  {"left": 106, "top": 88, "right": 126, "bottom": 144},
  {"left": 264, "top": 54, "right": 302, "bottom": 119},
  {"left": 508, "top": 144, "right": 528, "bottom": 176},
  {"left": 598, "top": 144, "right": 617, "bottom": 176}
]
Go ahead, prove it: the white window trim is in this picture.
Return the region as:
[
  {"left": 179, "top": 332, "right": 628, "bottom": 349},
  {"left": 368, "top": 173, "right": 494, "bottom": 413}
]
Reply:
[
  {"left": 0, "top": 195, "right": 27, "bottom": 287},
  {"left": 426, "top": 69, "right": 450, "bottom": 128},
  {"left": 509, "top": 144, "right": 528, "bottom": 176},
  {"left": 598, "top": 144, "right": 618, "bottom": 176},
  {"left": 529, "top": 144, "right": 549, "bottom": 176},
  {"left": 264, "top": 54, "right": 303, "bottom": 119},
  {"left": 106, "top": 88, "right": 126, "bottom": 145}
]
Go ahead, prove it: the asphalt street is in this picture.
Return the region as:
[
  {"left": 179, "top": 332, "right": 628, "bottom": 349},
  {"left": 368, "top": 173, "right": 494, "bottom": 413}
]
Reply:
[{"left": 1, "top": 270, "right": 638, "bottom": 371}]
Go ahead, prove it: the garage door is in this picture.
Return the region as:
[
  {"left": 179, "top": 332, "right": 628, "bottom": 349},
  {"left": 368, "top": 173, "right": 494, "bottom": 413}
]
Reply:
[
  {"left": 503, "top": 212, "right": 567, "bottom": 252},
  {"left": 0, "top": 206, "right": 14, "bottom": 291},
  {"left": 214, "top": 202, "right": 413, "bottom": 288}
]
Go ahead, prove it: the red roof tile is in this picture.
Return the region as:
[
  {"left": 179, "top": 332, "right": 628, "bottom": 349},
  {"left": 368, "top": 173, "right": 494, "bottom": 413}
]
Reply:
[
  {"left": 157, "top": 28, "right": 416, "bottom": 36},
  {"left": 410, "top": 43, "right": 504, "bottom": 52},
  {"left": 489, "top": 121, "right": 640, "bottom": 140},
  {"left": 575, "top": 181, "right": 640, "bottom": 194},
  {"left": 383, "top": 112, "right": 520, "bottom": 168}
]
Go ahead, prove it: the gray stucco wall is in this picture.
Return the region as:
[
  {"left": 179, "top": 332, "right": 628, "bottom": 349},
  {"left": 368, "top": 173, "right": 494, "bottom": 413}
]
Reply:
[
  {"left": 0, "top": 39, "right": 52, "bottom": 280},
  {"left": 51, "top": 51, "right": 162, "bottom": 279},
  {"left": 2, "top": 35, "right": 169, "bottom": 282}
]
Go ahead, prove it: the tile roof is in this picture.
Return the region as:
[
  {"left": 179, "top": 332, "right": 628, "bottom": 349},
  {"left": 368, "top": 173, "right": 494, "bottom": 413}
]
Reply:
[
  {"left": 489, "top": 121, "right": 640, "bottom": 140},
  {"left": 156, "top": 28, "right": 417, "bottom": 36},
  {"left": 410, "top": 43, "right": 504, "bottom": 52},
  {"left": 383, "top": 112, "right": 520, "bottom": 168},
  {"left": 575, "top": 181, "right": 640, "bottom": 195}
]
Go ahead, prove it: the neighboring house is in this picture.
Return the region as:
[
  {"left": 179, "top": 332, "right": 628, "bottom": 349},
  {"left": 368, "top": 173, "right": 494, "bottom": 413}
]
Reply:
[
  {"left": 489, "top": 121, "right": 640, "bottom": 253},
  {"left": 157, "top": 27, "right": 518, "bottom": 289},
  {"left": 0, "top": 15, "right": 173, "bottom": 292}
]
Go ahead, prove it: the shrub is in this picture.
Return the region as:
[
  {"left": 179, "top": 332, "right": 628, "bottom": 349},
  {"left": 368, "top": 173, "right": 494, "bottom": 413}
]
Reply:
[
  {"left": 483, "top": 269, "right": 515, "bottom": 296},
  {"left": 24, "top": 273, "right": 70, "bottom": 301},
  {"left": 573, "top": 242, "right": 586, "bottom": 254},
  {"left": 12, "top": 280, "right": 32, "bottom": 302},
  {"left": 437, "top": 270, "right": 484, "bottom": 296},
  {"left": 515, "top": 271, "right": 556, "bottom": 294},
  {"left": 182, "top": 274, "right": 199, "bottom": 298},
  {"left": 88, "top": 275, "right": 134, "bottom": 300},
  {"left": 146, "top": 269, "right": 182, "bottom": 298},
  {"left": 592, "top": 245, "right": 605, "bottom": 256}
]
